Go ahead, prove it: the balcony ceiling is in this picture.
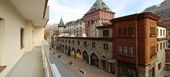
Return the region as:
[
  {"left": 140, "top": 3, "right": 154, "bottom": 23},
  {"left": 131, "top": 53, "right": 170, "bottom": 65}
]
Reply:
[{"left": 10, "top": 0, "right": 49, "bottom": 27}]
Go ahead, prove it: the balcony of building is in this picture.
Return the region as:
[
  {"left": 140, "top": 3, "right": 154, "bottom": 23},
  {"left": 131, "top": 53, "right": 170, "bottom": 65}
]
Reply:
[{"left": 0, "top": 0, "right": 49, "bottom": 76}]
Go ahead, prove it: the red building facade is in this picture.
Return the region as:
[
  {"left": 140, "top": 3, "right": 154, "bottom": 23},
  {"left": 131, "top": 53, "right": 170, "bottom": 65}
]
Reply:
[
  {"left": 111, "top": 12, "right": 159, "bottom": 77},
  {"left": 83, "top": 0, "right": 114, "bottom": 37}
]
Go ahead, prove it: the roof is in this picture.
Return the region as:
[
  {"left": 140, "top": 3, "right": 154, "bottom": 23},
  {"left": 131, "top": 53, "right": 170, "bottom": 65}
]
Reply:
[
  {"left": 111, "top": 12, "right": 160, "bottom": 23},
  {"left": 65, "top": 18, "right": 84, "bottom": 26},
  {"left": 89, "top": 0, "right": 111, "bottom": 12},
  {"left": 58, "top": 18, "right": 65, "bottom": 27},
  {"left": 158, "top": 23, "right": 167, "bottom": 28}
]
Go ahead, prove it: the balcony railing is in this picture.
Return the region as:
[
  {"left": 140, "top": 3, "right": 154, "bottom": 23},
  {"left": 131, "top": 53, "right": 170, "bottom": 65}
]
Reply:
[{"left": 41, "top": 40, "right": 61, "bottom": 77}]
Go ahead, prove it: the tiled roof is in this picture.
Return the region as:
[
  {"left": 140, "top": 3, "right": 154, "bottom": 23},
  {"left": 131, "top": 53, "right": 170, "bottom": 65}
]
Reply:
[{"left": 89, "top": 0, "right": 111, "bottom": 12}]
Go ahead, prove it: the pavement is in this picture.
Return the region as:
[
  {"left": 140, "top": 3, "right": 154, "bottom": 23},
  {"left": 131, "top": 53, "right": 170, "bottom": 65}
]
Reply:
[
  {"left": 51, "top": 53, "right": 82, "bottom": 77},
  {"left": 51, "top": 48, "right": 115, "bottom": 77},
  {"left": 6, "top": 47, "right": 45, "bottom": 77}
]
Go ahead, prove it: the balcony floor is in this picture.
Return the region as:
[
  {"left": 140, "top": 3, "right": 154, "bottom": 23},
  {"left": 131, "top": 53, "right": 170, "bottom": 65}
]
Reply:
[{"left": 6, "top": 47, "right": 44, "bottom": 77}]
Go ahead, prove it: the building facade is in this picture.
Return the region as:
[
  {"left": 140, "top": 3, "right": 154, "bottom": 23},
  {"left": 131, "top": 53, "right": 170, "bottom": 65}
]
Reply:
[
  {"left": 65, "top": 19, "right": 86, "bottom": 37},
  {"left": 53, "top": 37, "right": 116, "bottom": 75},
  {"left": 165, "top": 48, "right": 170, "bottom": 76},
  {"left": 156, "top": 24, "right": 168, "bottom": 77},
  {"left": 53, "top": 12, "right": 168, "bottom": 77},
  {"left": 111, "top": 12, "right": 159, "bottom": 77},
  {"left": 58, "top": 18, "right": 86, "bottom": 37},
  {"left": 57, "top": 0, "right": 114, "bottom": 37},
  {"left": 83, "top": 0, "right": 114, "bottom": 37}
]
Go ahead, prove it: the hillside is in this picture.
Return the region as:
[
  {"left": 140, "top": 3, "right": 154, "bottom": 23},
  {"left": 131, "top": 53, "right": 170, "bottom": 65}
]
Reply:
[{"left": 144, "top": 0, "right": 170, "bottom": 19}]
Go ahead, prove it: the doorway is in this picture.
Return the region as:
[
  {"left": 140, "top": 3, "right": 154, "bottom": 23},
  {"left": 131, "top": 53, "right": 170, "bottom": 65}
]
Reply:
[{"left": 90, "top": 52, "right": 99, "bottom": 67}]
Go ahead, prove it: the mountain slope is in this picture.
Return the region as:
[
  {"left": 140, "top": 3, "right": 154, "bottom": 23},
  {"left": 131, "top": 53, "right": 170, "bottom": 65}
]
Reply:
[{"left": 144, "top": 0, "right": 170, "bottom": 19}]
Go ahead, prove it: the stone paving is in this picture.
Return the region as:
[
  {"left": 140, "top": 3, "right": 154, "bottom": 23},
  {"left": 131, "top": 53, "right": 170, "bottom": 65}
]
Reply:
[{"left": 51, "top": 48, "right": 115, "bottom": 77}]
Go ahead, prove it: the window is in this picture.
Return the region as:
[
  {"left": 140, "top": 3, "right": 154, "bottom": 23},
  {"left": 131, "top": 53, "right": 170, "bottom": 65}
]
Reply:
[
  {"left": 160, "top": 29, "right": 162, "bottom": 36},
  {"left": 69, "top": 40, "right": 70, "bottom": 44},
  {"left": 92, "top": 42, "right": 96, "bottom": 48},
  {"left": 128, "top": 47, "right": 134, "bottom": 57},
  {"left": 118, "top": 46, "right": 123, "bottom": 55},
  {"left": 150, "top": 27, "right": 156, "bottom": 36},
  {"left": 84, "top": 41, "right": 87, "bottom": 47},
  {"left": 20, "top": 28, "right": 24, "bottom": 49},
  {"left": 118, "top": 27, "right": 133, "bottom": 36},
  {"left": 78, "top": 41, "right": 80, "bottom": 45},
  {"left": 158, "top": 63, "right": 161, "bottom": 70},
  {"left": 123, "top": 28, "right": 127, "bottom": 36},
  {"left": 163, "top": 30, "right": 165, "bottom": 36},
  {"left": 150, "top": 46, "right": 156, "bottom": 59},
  {"left": 163, "top": 42, "right": 165, "bottom": 48},
  {"left": 160, "top": 43, "right": 162, "bottom": 50},
  {"left": 150, "top": 67, "right": 155, "bottom": 77},
  {"left": 103, "top": 30, "right": 109, "bottom": 37},
  {"left": 118, "top": 28, "right": 122, "bottom": 35},
  {"left": 104, "top": 44, "right": 109, "bottom": 50},
  {"left": 72, "top": 40, "right": 74, "bottom": 44},
  {"left": 127, "top": 27, "right": 133, "bottom": 36},
  {"left": 124, "top": 46, "right": 128, "bottom": 56}
]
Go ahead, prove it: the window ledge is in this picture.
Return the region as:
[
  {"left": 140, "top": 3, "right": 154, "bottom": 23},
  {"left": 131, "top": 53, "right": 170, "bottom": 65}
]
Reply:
[
  {"left": 117, "top": 35, "right": 135, "bottom": 38},
  {"left": 0, "top": 66, "right": 7, "bottom": 73},
  {"left": 118, "top": 55, "right": 135, "bottom": 58}
]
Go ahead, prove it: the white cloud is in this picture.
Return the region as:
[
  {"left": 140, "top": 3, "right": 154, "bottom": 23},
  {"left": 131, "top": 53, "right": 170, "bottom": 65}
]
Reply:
[
  {"left": 48, "top": 0, "right": 165, "bottom": 24},
  {"left": 48, "top": 0, "right": 89, "bottom": 24}
]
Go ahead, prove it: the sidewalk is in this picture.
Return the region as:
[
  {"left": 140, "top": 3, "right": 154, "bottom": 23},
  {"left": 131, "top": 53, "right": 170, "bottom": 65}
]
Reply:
[
  {"left": 6, "top": 47, "right": 44, "bottom": 77},
  {"left": 51, "top": 48, "right": 114, "bottom": 77}
]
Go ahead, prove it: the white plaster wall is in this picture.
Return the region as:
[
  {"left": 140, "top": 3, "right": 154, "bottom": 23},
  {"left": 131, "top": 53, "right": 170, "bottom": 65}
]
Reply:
[
  {"left": 0, "top": 0, "right": 36, "bottom": 76},
  {"left": 0, "top": 1, "right": 25, "bottom": 76},
  {"left": 33, "top": 26, "right": 44, "bottom": 47},
  {"left": 24, "top": 21, "right": 34, "bottom": 52},
  {"left": 59, "top": 27, "right": 64, "bottom": 35},
  {"left": 157, "top": 26, "right": 166, "bottom": 39},
  {"left": 0, "top": 20, "right": 5, "bottom": 66},
  {"left": 157, "top": 40, "right": 168, "bottom": 77}
]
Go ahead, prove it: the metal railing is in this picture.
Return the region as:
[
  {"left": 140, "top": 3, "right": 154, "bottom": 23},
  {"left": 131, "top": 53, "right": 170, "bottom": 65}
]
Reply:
[{"left": 41, "top": 40, "right": 61, "bottom": 77}]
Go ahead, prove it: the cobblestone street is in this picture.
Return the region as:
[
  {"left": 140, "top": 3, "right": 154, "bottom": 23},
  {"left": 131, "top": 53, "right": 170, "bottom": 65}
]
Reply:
[{"left": 51, "top": 48, "right": 115, "bottom": 77}]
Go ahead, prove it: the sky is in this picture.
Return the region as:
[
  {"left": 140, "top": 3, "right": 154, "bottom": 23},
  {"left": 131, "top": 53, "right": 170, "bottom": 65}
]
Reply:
[{"left": 48, "top": 0, "right": 165, "bottom": 25}]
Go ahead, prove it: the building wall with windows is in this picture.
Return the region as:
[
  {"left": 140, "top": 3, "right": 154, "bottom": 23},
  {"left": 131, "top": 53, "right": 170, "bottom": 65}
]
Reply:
[
  {"left": 54, "top": 12, "right": 161, "bottom": 77},
  {"left": 156, "top": 25, "right": 168, "bottom": 77},
  {"left": 53, "top": 37, "right": 117, "bottom": 75},
  {"left": 111, "top": 12, "right": 159, "bottom": 77},
  {"left": 83, "top": 10, "right": 114, "bottom": 37},
  {"left": 157, "top": 40, "right": 168, "bottom": 77},
  {"left": 65, "top": 19, "right": 85, "bottom": 37},
  {"left": 157, "top": 26, "right": 166, "bottom": 39},
  {"left": 57, "top": 0, "right": 114, "bottom": 37},
  {"left": 0, "top": 0, "right": 48, "bottom": 76},
  {"left": 97, "top": 25, "right": 112, "bottom": 37},
  {"left": 58, "top": 27, "right": 65, "bottom": 35}
]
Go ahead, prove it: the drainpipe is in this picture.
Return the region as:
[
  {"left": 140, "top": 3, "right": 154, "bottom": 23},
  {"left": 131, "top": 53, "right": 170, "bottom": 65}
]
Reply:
[{"left": 135, "top": 14, "right": 139, "bottom": 77}]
